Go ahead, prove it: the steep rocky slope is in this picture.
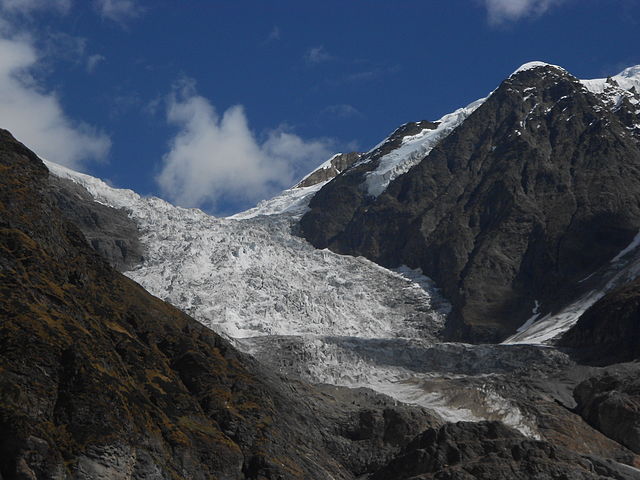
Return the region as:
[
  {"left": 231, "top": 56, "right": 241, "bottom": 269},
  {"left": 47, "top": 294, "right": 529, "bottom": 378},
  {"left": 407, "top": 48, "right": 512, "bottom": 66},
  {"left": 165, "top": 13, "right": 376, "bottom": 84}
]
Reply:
[
  {"left": 300, "top": 62, "right": 640, "bottom": 342},
  {"left": 573, "top": 364, "right": 640, "bottom": 455},
  {"left": 4, "top": 128, "right": 637, "bottom": 479},
  {"left": 560, "top": 277, "right": 640, "bottom": 365},
  {"left": 295, "top": 152, "right": 361, "bottom": 188},
  {"left": 48, "top": 175, "right": 144, "bottom": 271},
  {"left": 370, "top": 421, "right": 640, "bottom": 480}
]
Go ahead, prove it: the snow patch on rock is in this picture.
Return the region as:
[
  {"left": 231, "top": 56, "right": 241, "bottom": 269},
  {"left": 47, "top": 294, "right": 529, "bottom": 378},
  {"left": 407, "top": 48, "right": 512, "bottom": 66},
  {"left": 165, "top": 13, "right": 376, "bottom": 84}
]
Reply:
[
  {"left": 582, "top": 65, "right": 640, "bottom": 109},
  {"left": 363, "top": 97, "right": 486, "bottom": 197},
  {"left": 229, "top": 182, "right": 326, "bottom": 220},
  {"left": 510, "top": 61, "right": 565, "bottom": 76}
]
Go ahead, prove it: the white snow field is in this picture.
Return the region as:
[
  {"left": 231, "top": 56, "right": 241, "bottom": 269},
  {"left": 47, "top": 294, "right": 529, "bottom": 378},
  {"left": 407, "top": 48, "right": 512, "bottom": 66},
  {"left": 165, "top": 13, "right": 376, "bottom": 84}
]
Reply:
[{"left": 581, "top": 64, "right": 640, "bottom": 111}]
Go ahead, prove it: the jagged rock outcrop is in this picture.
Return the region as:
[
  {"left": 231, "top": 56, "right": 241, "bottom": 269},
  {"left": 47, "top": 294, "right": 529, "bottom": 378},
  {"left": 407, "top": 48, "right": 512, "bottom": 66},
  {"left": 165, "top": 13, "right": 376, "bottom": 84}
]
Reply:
[
  {"left": 560, "top": 278, "right": 640, "bottom": 365},
  {"left": 369, "top": 421, "right": 640, "bottom": 480},
  {"left": 48, "top": 175, "right": 144, "bottom": 271},
  {"left": 301, "top": 64, "right": 640, "bottom": 342},
  {"left": 573, "top": 364, "right": 640, "bottom": 455},
  {"left": 0, "top": 129, "right": 442, "bottom": 479},
  {"left": 296, "top": 152, "right": 361, "bottom": 188}
]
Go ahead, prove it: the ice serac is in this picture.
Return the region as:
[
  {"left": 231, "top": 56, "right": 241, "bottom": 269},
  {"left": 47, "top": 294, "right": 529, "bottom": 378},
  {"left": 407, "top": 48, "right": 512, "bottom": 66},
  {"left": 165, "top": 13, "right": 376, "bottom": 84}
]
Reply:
[
  {"left": 46, "top": 159, "right": 446, "bottom": 342},
  {"left": 301, "top": 62, "right": 640, "bottom": 343}
]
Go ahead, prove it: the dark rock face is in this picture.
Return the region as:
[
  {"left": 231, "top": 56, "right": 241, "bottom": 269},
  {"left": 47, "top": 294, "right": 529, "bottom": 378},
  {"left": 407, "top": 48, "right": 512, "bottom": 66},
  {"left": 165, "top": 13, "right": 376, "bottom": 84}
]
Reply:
[
  {"left": 574, "top": 365, "right": 640, "bottom": 455},
  {"left": 301, "top": 65, "right": 640, "bottom": 342},
  {"left": 560, "top": 278, "right": 640, "bottom": 365},
  {"left": 369, "top": 421, "right": 639, "bottom": 480},
  {"left": 296, "top": 152, "right": 362, "bottom": 188},
  {"left": 48, "top": 175, "right": 144, "bottom": 271},
  {"left": 307, "top": 385, "right": 440, "bottom": 476},
  {"left": 0, "top": 129, "right": 442, "bottom": 479}
]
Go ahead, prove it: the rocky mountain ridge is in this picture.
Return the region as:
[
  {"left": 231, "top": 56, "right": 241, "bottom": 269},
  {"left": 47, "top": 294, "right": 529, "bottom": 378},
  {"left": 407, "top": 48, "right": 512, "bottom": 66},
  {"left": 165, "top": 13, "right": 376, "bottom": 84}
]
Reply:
[{"left": 301, "top": 62, "right": 640, "bottom": 343}]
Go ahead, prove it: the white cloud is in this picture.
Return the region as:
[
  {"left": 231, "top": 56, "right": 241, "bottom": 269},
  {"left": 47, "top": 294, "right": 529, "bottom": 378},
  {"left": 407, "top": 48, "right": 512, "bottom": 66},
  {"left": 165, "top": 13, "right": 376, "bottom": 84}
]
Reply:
[
  {"left": 304, "top": 45, "right": 332, "bottom": 65},
  {"left": 0, "top": 0, "right": 71, "bottom": 14},
  {"left": 86, "top": 53, "right": 105, "bottom": 73},
  {"left": 94, "top": 0, "right": 141, "bottom": 23},
  {"left": 156, "top": 82, "right": 336, "bottom": 213},
  {"left": 0, "top": 36, "right": 110, "bottom": 169},
  {"left": 483, "top": 0, "right": 565, "bottom": 23}
]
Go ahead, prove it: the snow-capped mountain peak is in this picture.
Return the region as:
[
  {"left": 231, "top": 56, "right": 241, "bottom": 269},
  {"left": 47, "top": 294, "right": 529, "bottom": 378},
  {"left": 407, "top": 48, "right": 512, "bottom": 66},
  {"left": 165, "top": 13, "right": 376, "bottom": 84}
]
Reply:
[
  {"left": 581, "top": 64, "right": 640, "bottom": 110},
  {"left": 617, "top": 64, "right": 640, "bottom": 80},
  {"left": 510, "top": 60, "right": 566, "bottom": 76}
]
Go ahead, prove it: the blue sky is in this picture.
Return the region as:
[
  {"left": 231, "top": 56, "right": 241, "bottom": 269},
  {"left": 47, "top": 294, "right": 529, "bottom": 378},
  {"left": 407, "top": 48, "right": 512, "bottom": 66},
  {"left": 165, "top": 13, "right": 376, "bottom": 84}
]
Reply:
[{"left": 0, "top": 0, "right": 638, "bottom": 215}]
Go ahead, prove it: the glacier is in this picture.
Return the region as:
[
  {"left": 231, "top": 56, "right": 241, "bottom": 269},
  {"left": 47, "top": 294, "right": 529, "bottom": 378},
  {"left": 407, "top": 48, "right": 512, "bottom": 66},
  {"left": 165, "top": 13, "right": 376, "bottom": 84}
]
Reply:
[
  {"left": 41, "top": 62, "right": 640, "bottom": 438},
  {"left": 44, "top": 157, "right": 547, "bottom": 436}
]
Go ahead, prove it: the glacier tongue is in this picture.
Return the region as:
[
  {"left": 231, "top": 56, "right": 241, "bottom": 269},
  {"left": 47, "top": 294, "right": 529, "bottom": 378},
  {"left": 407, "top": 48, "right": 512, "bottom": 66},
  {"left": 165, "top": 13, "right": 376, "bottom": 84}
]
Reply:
[
  {"left": 46, "top": 158, "right": 546, "bottom": 435},
  {"left": 127, "top": 211, "right": 447, "bottom": 340},
  {"left": 46, "top": 145, "right": 568, "bottom": 437},
  {"left": 44, "top": 157, "right": 557, "bottom": 437}
]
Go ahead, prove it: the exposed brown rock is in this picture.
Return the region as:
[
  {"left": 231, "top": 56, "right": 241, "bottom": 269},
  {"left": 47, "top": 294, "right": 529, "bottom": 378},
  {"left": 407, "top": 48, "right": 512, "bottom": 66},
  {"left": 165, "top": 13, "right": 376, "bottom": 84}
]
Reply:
[{"left": 296, "top": 152, "right": 361, "bottom": 188}]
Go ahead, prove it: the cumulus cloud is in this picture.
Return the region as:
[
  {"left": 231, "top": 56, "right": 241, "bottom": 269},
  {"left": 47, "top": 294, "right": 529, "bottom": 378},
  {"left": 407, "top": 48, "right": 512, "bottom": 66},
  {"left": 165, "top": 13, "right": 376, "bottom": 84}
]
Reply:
[
  {"left": 0, "top": 0, "right": 70, "bottom": 14},
  {"left": 156, "top": 82, "right": 336, "bottom": 213},
  {"left": 94, "top": 0, "right": 142, "bottom": 23},
  {"left": 483, "top": 0, "right": 565, "bottom": 23},
  {"left": 0, "top": 36, "right": 110, "bottom": 169}
]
